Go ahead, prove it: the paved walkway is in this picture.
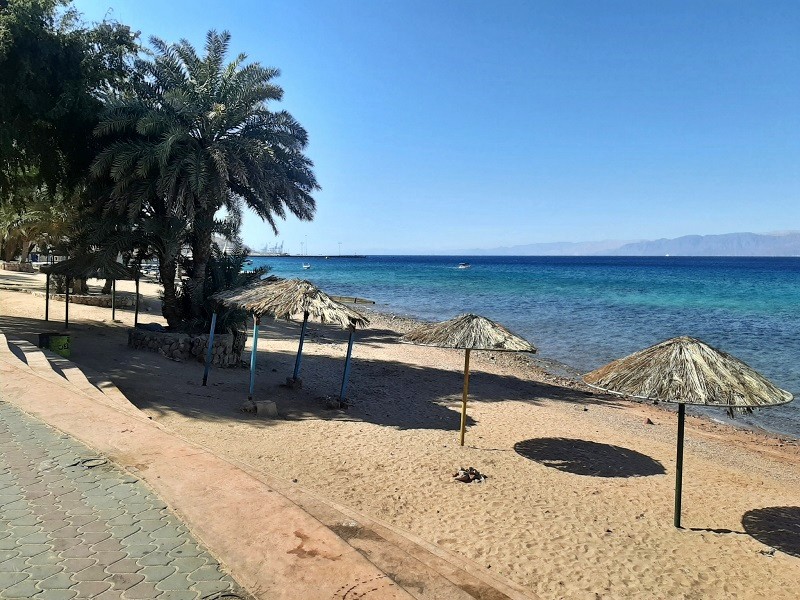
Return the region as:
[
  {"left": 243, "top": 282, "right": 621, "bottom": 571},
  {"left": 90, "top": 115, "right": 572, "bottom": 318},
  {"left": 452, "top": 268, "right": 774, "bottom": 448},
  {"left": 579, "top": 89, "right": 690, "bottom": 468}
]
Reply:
[{"left": 0, "top": 401, "right": 243, "bottom": 600}]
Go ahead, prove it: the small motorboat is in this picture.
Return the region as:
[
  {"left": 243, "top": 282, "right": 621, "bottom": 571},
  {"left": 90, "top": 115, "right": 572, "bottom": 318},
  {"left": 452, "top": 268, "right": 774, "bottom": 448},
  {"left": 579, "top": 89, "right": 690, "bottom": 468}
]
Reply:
[
  {"left": 302, "top": 263, "right": 312, "bottom": 270},
  {"left": 457, "top": 262, "right": 471, "bottom": 269}
]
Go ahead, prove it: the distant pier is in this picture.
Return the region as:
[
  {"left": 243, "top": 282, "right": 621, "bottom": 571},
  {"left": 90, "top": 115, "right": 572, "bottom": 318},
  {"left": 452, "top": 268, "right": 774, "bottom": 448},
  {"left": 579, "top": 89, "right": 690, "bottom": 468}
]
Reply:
[{"left": 249, "top": 254, "right": 367, "bottom": 259}]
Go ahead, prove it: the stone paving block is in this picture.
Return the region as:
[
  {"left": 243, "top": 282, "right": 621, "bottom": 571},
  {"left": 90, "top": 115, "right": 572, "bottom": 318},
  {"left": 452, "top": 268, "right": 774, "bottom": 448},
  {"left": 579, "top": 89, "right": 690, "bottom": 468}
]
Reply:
[
  {"left": 186, "top": 565, "right": 225, "bottom": 583},
  {"left": 135, "top": 551, "right": 171, "bottom": 567},
  {"left": 0, "top": 571, "right": 30, "bottom": 592},
  {"left": 93, "top": 590, "right": 123, "bottom": 600},
  {"left": 122, "top": 545, "right": 156, "bottom": 559},
  {"left": 135, "top": 520, "right": 164, "bottom": 534},
  {"left": 90, "top": 538, "right": 124, "bottom": 553},
  {"left": 12, "top": 515, "right": 43, "bottom": 527},
  {"left": 107, "top": 573, "right": 144, "bottom": 591},
  {"left": 16, "top": 543, "right": 52, "bottom": 558},
  {"left": 22, "top": 563, "right": 64, "bottom": 580},
  {"left": 18, "top": 532, "right": 51, "bottom": 545},
  {"left": 107, "top": 526, "right": 139, "bottom": 540},
  {"left": 119, "top": 580, "right": 160, "bottom": 599},
  {"left": 71, "top": 579, "right": 113, "bottom": 598},
  {"left": 138, "top": 565, "right": 175, "bottom": 583},
  {"left": 57, "top": 543, "right": 94, "bottom": 559},
  {"left": 168, "top": 543, "right": 202, "bottom": 558},
  {"left": 81, "top": 531, "right": 112, "bottom": 545},
  {"left": 33, "top": 590, "right": 78, "bottom": 600},
  {"left": 0, "top": 577, "right": 39, "bottom": 598},
  {"left": 92, "top": 551, "right": 126, "bottom": 567},
  {"left": 0, "top": 557, "right": 29, "bottom": 572},
  {"left": 37, "top": 571, "right": 76, "bottom": 589},
  {"left": 106, "top": 515, "right": 137, "bottom": 527},
  {"left": 118, "top": 532, "right": 151, "bottom": 547},
  {"left": 61, "top": 557, "right": 97, "bottom": 573},
  {"left": 155, "top": 572, "right": 193, "bottom": 592},
  {"left": 169, "top": 557, "right": 206, "bottom": 573},
  {"left": 163, "top": 592, "right": 202, "bottom": 600},
  {"left": 190, "top": 579, "right": 233, "bottom": 597},
  {"left": 25, "top": 551, "right": 61, "bottom": 565},
  {"left": 104, "top": 559, "right": 142, "bottom": 575},
  {"left": 50, "top": 537, "right": 82, "bottom": 552},
  {"left": 73, "top": 565, "right": 110, "bottom": 582},
  {"left": 152, "top": 537, "right": 184, "bottom": 553},
  {"left": 66, "top": 515, "right": 98, "bottom": 528}
]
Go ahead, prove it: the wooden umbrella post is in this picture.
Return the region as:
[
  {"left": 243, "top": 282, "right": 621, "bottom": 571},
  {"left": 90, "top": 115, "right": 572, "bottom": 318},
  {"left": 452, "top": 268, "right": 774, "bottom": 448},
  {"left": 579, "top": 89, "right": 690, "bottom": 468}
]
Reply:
[
  {"left": 459, "top": 349, "right": 471, "bottom": 446},
  {"left": 111, "top": 279, "right": 116, "bottom": 321},
  {"left": 339, "top": 326, "right": 356, "bottom": 401},
  {"left": 248, "top": 314, "right": 260, "bottom": 401},
  {"left": 674, "top": 403, "right": 686, "bottom": 528},
  {"left": 292, "top": 311, "right": 309, "bottom": 380},
  {"left": 65, "top": 277, "right": 70, "bottom": 330},
  {"left": 45, "top": 272, "right": 50, "bottom": 322},
  {"left": 202, "top": 311, "right": 217, "bottom": 386}
]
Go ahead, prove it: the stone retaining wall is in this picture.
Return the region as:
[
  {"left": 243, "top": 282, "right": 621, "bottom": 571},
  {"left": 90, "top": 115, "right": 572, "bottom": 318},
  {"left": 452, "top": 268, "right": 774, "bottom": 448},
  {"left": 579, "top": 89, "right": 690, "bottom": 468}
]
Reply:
[
  {"left": 127, "top": 328, "right": 246, "bottom": 367},
  {"left": 0, "top": 261, "right": 34, "bottom": 273},
  {"left": 31, "top": 292, "right": 135, "bottom": 308}
]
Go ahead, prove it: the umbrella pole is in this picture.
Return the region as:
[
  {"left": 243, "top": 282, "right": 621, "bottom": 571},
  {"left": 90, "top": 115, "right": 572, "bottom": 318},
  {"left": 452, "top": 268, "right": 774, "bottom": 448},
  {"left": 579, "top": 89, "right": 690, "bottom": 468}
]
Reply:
[
  {"left": 45, "top": 273, "right": 50, "bottom": 322},
  {"left": 111, "top": 279, "right": 116, "bottom": 321},
  {"left": 202, "top": 311, "right": 217, "bottom": 386},
  {"left": 65, "top": 277, "right": 70, "bottom": 330},
  {"left": 674, "top": 403, "right": 686, "bottom": 528},
  {"left": 339, "top": 326, "right": 356, "bottom": 401},
  {"left": 134, "top": 274, "right": 140, "bottom": 327},
  {"left": 293, "top": 311, "right": 309, "bottom": 380},
  {"left": 459, "top": 349, "right": 471, "bottom": 446},
  {"left": 248, "top": 314, "right": 260, "bottom": 401}
]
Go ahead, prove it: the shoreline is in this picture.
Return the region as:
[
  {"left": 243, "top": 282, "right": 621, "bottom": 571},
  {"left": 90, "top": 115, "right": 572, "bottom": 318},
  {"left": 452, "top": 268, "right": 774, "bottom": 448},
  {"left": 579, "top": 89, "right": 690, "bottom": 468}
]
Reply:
[{"left": 1, "top": 271, "right": 799, "bottom": 598}]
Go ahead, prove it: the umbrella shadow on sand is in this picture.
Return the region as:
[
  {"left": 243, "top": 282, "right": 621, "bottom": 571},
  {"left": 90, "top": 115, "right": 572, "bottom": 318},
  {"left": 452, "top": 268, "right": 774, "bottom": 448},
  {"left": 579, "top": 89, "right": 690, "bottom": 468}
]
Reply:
[
  {"left": 514, "top": 437, "right": 666, "bottom": 478},
  {"left": 742, "top": 506, "right": 800, "bottom": 557}
]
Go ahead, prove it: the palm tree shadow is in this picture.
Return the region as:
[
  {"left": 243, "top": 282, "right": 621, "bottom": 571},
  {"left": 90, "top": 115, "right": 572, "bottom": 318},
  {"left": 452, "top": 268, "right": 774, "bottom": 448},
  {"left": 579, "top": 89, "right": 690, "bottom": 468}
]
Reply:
[
  {"left": 514, "top": 437, "right": 666, "bottom": 478},
  {"left": 742, "top": 506, "right": 800, "bottom": 557}
]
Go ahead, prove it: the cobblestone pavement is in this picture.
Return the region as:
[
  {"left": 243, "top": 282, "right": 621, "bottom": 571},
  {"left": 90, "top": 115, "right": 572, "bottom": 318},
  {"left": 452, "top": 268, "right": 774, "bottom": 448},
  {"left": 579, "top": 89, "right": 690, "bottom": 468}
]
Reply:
[{"left": 0, "top": 401, "right": 245, "bottom": 599}]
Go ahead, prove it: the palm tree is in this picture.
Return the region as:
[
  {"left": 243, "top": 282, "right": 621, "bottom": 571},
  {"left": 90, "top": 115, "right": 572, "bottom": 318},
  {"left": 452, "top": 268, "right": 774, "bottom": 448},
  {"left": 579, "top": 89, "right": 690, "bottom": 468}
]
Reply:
[{"left": 92, "top": 30, "right": 318, "bottom": 327}]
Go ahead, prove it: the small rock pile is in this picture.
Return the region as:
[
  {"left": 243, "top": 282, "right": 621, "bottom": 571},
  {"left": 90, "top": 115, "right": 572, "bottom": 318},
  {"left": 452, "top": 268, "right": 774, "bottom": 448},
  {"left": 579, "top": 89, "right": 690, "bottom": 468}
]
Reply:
[{"left": 452, "top": 467, "right": 487, "bottom": 483}]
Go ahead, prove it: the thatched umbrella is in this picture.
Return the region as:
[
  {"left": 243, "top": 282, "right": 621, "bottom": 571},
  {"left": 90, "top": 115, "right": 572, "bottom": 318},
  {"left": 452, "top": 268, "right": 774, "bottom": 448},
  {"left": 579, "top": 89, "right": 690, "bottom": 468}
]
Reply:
[
  {"left": 41, "top": 255, "right": 139, "bottom": 329},
  {"left": 209, "top": 278, "right": 369, "bottom": 401},
  {"left": 401, "top": 313, "right": 536, "bottom": 446},
  {"left": 584, "top": 336, "right": 793, "bottom": 528}
]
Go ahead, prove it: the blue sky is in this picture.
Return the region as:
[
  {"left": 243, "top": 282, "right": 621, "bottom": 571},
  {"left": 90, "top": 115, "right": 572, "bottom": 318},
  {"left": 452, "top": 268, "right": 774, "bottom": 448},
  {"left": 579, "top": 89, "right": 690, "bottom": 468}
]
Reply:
[{"left": 75, "top": 1, "right": 800, "bottom": 254}]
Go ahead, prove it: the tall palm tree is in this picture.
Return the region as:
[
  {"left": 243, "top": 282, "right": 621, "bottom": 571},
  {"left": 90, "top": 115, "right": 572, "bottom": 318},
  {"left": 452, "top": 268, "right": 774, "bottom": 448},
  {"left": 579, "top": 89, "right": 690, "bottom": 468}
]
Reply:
[{"left": 92, "top": 30, "right": 318, "bottom": 327}]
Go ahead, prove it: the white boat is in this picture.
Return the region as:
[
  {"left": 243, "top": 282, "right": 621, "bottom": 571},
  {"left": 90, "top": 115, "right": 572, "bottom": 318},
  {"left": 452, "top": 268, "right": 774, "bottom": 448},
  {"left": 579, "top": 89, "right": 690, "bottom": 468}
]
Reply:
[
  {"left": 457, "top": 262, "right": 471, "bottom": 269},
  {"left": 302, "top": 263, "right": 312, "bottom": 270}
]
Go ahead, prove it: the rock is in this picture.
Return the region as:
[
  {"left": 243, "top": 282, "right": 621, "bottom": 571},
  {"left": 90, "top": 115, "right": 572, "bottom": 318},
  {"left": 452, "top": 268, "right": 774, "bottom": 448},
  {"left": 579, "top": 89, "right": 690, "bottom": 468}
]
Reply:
[{"left": 645, "top": 418, "right": 654, "bottom": 425}]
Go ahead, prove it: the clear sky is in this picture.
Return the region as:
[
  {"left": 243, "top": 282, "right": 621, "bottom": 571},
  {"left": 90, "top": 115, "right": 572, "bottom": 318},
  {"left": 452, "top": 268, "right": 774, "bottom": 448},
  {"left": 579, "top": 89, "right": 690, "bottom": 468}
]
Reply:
[{"left": 75, "top": 0, "right": 800, "bottom": 254}]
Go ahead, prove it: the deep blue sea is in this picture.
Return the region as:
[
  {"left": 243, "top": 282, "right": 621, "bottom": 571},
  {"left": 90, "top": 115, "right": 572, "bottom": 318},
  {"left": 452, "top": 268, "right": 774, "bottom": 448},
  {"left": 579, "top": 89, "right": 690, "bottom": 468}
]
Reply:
[{"left": 250, "top": 255, "right": 800, "bottom": 438}]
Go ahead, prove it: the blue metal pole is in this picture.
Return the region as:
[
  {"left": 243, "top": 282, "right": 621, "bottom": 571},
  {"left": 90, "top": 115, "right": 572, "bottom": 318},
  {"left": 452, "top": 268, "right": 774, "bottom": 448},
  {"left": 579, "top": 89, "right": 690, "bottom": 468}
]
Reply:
[
  {"left": 45, "top": 273, "right": 50, "bottom": 322},
  {"left": 65, "top": 277, "right": 70, "bottom": 330},
  {"left": 248, "top": 314, "right": 260, "bottom": 400},
  {"left": 339, "top": 327, "right": 356, "bottom": 401},
  {"left": 202, "top": 312, "right": 217, "bottom": 386},
  {"left": 292, "top": 311, "right": 309, "bottom": 380}
]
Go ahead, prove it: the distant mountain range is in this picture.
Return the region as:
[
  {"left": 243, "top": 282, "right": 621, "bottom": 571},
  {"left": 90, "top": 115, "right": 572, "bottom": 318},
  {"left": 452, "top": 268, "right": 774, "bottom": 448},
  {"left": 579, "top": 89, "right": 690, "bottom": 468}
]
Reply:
[{"left": 464, "top": 231, "right": 800, "bottom": 256}]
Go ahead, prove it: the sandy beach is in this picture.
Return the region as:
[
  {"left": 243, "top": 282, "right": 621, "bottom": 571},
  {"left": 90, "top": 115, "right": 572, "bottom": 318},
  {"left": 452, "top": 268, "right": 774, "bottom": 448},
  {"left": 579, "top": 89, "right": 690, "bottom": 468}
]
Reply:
[{"left": 1, "top": 271, "right": 799, "bottom": 599}]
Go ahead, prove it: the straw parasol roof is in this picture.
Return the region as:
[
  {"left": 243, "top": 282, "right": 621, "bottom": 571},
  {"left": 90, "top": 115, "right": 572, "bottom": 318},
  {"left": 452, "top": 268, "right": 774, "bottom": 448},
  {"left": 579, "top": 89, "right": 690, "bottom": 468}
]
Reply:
[
  {"left": 41, "top": 255, "right": 136, "bottom": 280},
  {"left": 212, "top": 278, "right": 369, "bottom": 329},
  {"left": 584, "top": 336, "right": 793, "bottom": 410},
  {"left": 402, "top": 313, "right": 536, "bottom": 352}
]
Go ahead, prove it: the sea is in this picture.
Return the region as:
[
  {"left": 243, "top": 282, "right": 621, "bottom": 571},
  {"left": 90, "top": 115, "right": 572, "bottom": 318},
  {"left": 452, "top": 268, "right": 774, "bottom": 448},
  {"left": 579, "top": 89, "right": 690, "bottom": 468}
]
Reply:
[{"left": 249, "top": 255, "right": 800, "bottom": 439}]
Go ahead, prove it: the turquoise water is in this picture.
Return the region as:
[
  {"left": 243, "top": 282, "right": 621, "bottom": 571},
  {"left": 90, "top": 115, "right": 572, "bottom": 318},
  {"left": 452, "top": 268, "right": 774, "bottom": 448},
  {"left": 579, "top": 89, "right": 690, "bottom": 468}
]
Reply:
[{"left": 251, "top": 255, "right": 800, "bottom": 438}]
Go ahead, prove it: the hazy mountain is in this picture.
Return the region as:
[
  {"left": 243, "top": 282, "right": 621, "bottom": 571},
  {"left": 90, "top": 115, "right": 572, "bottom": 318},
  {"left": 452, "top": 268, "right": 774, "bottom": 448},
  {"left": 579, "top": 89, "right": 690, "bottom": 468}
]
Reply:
[
  {"left": 608, "top": 231, "right": 800, "bottom": 256},
  {"left": 455, "top": 231, "right": 800, "bottom": 257},
  {"left": 459, "top": 240, "right": 633, "bottom": 256}
]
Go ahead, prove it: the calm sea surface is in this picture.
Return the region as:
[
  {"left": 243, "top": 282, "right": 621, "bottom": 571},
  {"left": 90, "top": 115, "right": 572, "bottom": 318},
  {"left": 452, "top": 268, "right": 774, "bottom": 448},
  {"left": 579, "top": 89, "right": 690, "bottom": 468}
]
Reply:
[{"left": 250, "top": 255, "right": 800, "bottom": 438}]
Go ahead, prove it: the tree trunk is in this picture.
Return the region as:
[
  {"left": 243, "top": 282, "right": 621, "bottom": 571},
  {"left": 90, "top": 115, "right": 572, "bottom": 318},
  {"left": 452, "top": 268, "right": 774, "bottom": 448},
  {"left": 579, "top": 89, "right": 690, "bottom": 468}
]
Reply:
[
  {"left": 159, "top": 258, "right": 182, "bottom": 329},
  {"left": 19, "top": 240, "right": 34, "bottom": 263},
  {"left": 188, "top": 215, "right": 214, "bottom": 320},
  {"left": 101, "top": 279, "right": 113, "bottom": 294}
]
